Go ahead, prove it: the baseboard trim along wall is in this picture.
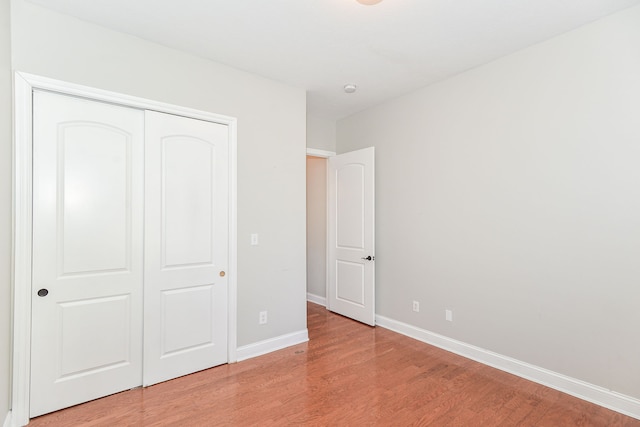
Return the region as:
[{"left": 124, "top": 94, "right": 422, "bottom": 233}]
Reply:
[
  {"left": 375, "top": 314, "right": 640, "bottom": 421},
  {"left": 236, "top": 330, "right": 309, "bottom": 362},
  {"left": 3, "top": 411, "right": 12, "bottom": 427},
  {"left": 306, "top": 293, "right": 326, "bottom": 307}
]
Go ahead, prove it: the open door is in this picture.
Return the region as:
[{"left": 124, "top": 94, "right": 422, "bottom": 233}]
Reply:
[{"left": 328, "top": 147, "right": 375, "bottom": 326}]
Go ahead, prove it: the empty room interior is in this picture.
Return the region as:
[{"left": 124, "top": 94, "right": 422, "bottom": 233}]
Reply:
[{"left": 2, "top": 0, "right": 640, "bottom": 425}]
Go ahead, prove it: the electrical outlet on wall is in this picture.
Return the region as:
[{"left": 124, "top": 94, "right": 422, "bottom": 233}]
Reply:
[
  {"left": 412, "top": 301, "right": 420, "bottom": 312},
  {"left": 259, "top": 311, "right": 268, "bottom": 325}
]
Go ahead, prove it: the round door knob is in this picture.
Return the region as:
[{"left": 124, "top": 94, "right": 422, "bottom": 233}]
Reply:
[
  {"left": 219, "top": 271, "right": 226, "bottom": 277},
  {"left": 361, "top": 256, "right": 374, "bottom": 261},
  {"left": 37, "top": 288, "right": 49, "bottom": 297}
]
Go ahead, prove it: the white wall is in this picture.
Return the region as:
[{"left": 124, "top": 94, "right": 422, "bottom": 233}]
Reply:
[
  {"left": 306, "top": 157, "right": 327, "bottom": 300},
  {"left": 307, "top": 114, "right": 336, "bottom": 152},
  {"left": 0, "top": 0, "right": 12, "bottom": 422},
  {"left": 337, "top": 5, "right": 640, "bottom": 400},
  {"left": 10, "top": 0, "right": 307, "bottom": 349}
]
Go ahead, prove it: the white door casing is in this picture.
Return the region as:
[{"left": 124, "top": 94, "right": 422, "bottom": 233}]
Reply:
[
  {"left": 30, "top": 91, "right": 145, "bottom": 417},
  {"left": 328, "top": 147, "right": 375, "bottom": 326},
  {"left": 143, "top": 111, "right": 229, "bottom": 386}
]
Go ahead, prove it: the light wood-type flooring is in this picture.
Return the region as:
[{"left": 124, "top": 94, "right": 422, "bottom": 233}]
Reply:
[{"left": 30, "top": 302, "right": 640, "bottom": 426}]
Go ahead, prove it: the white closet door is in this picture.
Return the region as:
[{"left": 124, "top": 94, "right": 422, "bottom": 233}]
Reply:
[
  {"left": 144, "top": 111, "right": 229, "bottom": 386},
  {"left": 30, "top": 91, "right": 144, "bottom": 417}
]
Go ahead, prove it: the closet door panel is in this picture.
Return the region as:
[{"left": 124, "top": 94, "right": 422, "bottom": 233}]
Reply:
[
  {"left": 144, "top": 111, "right": 229, "bottom": 386},
  {"left": 30, "top": 91, "right": 144, "bottom": 417}
]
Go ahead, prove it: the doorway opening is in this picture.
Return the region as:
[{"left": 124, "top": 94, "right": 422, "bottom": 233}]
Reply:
[
  {"left": 305, "top": 147, "right": 376, "bottom": 325},
  {"left": 306, "top": 152, "right": 331, "bottom": 306}
]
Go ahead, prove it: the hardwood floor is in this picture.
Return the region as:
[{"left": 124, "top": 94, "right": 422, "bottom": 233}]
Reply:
[{"left": 30, "top": 302, "right": 640, "bottom": 426}]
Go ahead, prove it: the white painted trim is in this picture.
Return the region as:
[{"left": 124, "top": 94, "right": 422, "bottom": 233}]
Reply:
[
  {"left": 3, "top": 411, "right": 13, "bottom": 427},
  {"left": 17, "top": 73, "right": 231, "bottom": 124},
  {"left": 375, "top": 314, "right": 640, "bottom": 421},
  {"left": 324, "top": 158, "right": 330, "bottom": 311},
  {"left": 12, "top": 72, "right": 239, "bottom": 422},
  {"left": 235, "top": 330, "right": 309, "bottom": 362},
  {"left": 227, "top": 118, "right": 238, "bottom": 364},
  {"left": 12, "top": 73, "right": 33, "bottom": 427},
  {"left": 306, "top": 148, "right": 335, "bottom": 158},
  {"left": 306, "top": 293, "right": 327, "bottom": 307}
]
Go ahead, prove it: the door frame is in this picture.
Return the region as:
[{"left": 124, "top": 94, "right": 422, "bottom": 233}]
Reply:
[{"left": 11, "top": 72, "right": 238, "bottom": 426}]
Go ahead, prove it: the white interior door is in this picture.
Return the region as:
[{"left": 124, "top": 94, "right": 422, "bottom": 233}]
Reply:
[
  {"left": 30, "top": 91, "right": 144, "bottom": 417},
  {"left": 328, "top": 147, "right": 375, "bottom": 326},
  {"left": 143, "top": 111, "right": 229, "bottom": 386}
]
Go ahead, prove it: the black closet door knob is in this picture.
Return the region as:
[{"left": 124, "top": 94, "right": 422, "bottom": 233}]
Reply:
[{"left": 37, "top": 289, "right": 49, "bottom": 297}]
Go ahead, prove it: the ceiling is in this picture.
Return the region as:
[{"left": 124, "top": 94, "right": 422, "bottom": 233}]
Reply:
[{"left": 28, "top": 0, "right": 640, "bottom": 120}]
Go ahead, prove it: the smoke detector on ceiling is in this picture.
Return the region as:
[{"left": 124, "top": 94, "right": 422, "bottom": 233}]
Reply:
[
  {"left": 356, "top": 0, "right": 383, "bottom": 4},
  {"left": 344, "top": 84, "right": 357, "bottom": 94}
]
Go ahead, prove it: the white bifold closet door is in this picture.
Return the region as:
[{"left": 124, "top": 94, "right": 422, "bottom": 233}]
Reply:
[{"left": 30, "top": 92, "right": 229, "bottom": 417}]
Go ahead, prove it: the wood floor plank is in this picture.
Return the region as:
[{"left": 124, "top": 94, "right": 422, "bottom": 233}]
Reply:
[{"left": 29, "top": 302, "right": 640, "bottom": 426}]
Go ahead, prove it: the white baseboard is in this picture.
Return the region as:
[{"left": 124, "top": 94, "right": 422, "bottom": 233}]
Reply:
[
  {"left": 3, "top": 411, "right": 12, "bottom": 427},
  {"left": 236, "top": 329, "right": 309, "bottom": 362},
  {"left": 306, "top": 293, "right": 326, "bottom": 307},
  {"left": 375, "top": 314, "right": 640, "bottom": 421}
]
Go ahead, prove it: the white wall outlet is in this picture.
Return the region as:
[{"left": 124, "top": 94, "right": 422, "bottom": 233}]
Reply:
[
  {"left": 445, "top": 309, "right": 453, "bottom": 322},
  {"left": 251, "top": 233, "right": 259, "bottom": 246},
  {"left": 412, "top": 301, "right": 420, "bottom": 312},
  {"left": 259, "top": 310, "right": 268, "bottom": 325}
]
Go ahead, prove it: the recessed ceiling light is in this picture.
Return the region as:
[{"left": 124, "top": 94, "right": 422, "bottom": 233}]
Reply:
[
  {"left": 344, "top": 84, "right": 357, "bottom": 93},
  {"left": 356, "top": 0, "right": 383, "bottom": 4}
]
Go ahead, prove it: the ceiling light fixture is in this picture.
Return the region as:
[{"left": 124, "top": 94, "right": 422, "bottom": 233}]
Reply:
[
  {"left": 356, "top": 0, "right": 383, "bottom": 4},
  {"left": 344, "top": 84, "right": 357, "bottom": 94}
]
